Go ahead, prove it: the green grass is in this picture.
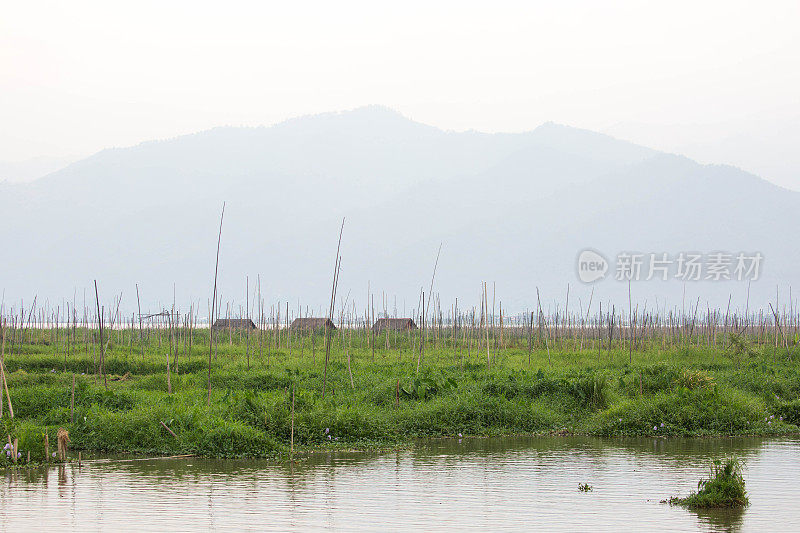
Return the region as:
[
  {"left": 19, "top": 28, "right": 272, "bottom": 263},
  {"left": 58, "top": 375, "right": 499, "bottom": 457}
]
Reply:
[
  {"left": 0, "top": 328, "right": 798, "bottom": 463},
  {"left": 670, "top": 458, "right": 749, "bottom": 508}
]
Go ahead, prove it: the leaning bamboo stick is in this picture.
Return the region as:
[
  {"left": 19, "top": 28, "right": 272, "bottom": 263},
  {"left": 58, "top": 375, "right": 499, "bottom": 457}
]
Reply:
[
  {"left": 208, "top": 202, "right": 225, "bottom": 406},
  {"left": 0, "top": 319, "right": 13, "bottom": 418}
]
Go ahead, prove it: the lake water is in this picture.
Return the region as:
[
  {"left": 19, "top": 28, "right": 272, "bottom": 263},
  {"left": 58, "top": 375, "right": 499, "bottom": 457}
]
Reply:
[{"left": 2, "top": 436, "right": 798, "bottom": 531}]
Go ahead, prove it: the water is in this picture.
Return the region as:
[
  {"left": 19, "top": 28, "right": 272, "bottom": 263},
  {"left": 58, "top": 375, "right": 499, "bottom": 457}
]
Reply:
[{"left": 2, "top": 437, "right": 798, "bottom": 531}]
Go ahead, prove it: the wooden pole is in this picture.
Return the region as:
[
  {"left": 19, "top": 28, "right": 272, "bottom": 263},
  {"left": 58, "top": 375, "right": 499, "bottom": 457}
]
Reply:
[
  {"left": 322, "top": 218, "right": 345, "bottom": 398},
  {"left": 290, "top": 386, "right": 295, "bottom": 459},
  {"left": 94, "top": 281, "right": 107, "bottom": 389},
  {"left": 484, "top": 283, "right": 490, "bottom": 369},
  {"left": 1, "top": 319, "right": 14, "bottom": 418},
  {"left": 208, "top": 202, "right": 225, "bottom": 406},
  {"left": 70, "top": 374, "right": 75, "bottom": 424}
]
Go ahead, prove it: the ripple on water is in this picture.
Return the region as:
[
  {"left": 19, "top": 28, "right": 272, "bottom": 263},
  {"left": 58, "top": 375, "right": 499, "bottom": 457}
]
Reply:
[{"left": 1, "top": 437, "right": 798, "bottom": 531}]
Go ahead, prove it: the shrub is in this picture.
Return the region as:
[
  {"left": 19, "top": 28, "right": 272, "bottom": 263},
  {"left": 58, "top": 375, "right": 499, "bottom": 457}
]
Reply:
[
  {"left": 670, "top": 458, "right": 748, "bottom": 508},
  {"left": 677, "top": 369, "right": 715, "bottom": 390},
  {"left": 569, "top": 374, "right": 608, "bottom": 409},
  {"left": 193, "top": 420, "right": 279, "bottom": 458},
  {"left": 593, "top": 387, "right": 763, "bottom": 435},
  {"left": 777, "top": 399, "right": 800, "bottom": 426}
]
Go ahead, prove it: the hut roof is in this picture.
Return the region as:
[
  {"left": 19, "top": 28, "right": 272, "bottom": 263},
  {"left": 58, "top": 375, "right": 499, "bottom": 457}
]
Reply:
[
  {"left": 290, "top": 317, "right": 337, "bottom": 330},
  {"left": 372, "top": 318, "right": 418, "bottom": 332},
  {"left": 212, "top": 318, "right": 256, "bottom": 330}
]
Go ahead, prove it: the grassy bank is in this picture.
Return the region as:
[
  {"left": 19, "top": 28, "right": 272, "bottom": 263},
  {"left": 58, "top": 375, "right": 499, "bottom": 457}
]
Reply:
[{"left": 1, "top": 327, "right": 799, "bottom": 464}]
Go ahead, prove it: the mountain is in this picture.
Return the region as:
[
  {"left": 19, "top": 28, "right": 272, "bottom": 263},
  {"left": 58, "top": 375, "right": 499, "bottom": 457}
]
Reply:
[
  {"left": 1, "top": 106, "right": 796, "bottom": 316},
  {"left": 0, "top": 155, "right": 77, "bottom": 184},
  {"left": 604, "top": 117, "right": 800, "bottom": 192}
]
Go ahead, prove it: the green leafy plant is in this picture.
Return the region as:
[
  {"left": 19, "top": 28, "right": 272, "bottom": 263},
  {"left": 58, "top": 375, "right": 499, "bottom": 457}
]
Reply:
[
  {"left": 677, "top": 369, "right": 715, "bottom": 390},
  {"left": 401, "top": 375, "right": 457, "bottom": 400},
  {"left": 727, "top": 333, "right": 756, "bottom": 367},
  {"left": 570, "top": 374, "right": 608, "bottom": 409},
  {"left": 669, "top": 458, "right": 748, "bottom": 509}
]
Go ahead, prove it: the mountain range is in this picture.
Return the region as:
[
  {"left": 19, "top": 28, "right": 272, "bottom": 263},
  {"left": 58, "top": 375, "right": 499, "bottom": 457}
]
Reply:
[{"left": 1, "top": 106, "right": 797, "bottom": 317}]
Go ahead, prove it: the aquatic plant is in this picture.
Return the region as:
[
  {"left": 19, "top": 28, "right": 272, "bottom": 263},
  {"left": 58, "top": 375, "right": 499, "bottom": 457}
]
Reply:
[{"left": 670, "top": 458, "right": 748, "bottom": 509}]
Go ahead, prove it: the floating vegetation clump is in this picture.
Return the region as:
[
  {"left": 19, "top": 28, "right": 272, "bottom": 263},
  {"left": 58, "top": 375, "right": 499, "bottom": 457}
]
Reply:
[{"left": 669, "top": 458, "right": 749, "bottom": 509}]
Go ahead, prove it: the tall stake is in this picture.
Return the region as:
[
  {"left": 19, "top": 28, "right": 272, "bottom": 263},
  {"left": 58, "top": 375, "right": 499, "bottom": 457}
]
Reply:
[
  {"left": 628, "top": 280, "right": 633, "bottom": 364},
  {"left": 70, "top": 374, "right": 75, "bottom": 424},
  {"left": 322, "top": 218, "right": 345, "bottom": 398},
  {"left": 208, "top": 202, "right": 225, "bottom": 405},
  {"left": 246, "top": 276, "right": 250, "bottom": 370},
  {"left": 0, "top": 319, "right": 12, "bottom": 418},
  {"left": 290, "top": 386, "right": 295, "bottom": 459},
  {"left": 94, "top": 280, "right": 107, "bottom": 389},
  {"left": 136, "top": 283, "right": 144, "bottom": 358},
  {"left": 528, "top": 311, "right": 533, "bottom": 366},
  {"left": 416, "top": 243, "right": 442, "bottom": 373},
  {"left": 484, "top": 282, "right": 490, "bottom": 369},
  {"left": 536, "top": 287, "right": 550, "bottom": 366}
]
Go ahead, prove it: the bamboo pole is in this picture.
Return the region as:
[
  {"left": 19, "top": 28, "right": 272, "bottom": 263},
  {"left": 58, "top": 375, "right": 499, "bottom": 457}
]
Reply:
[
  {"left": 322, "top": 218, "right": 345, "bottom": 398},
  {"left": 94, "top": 281, "right": 107, "bottom": 389},
  {"left": 208, "top": 202, "right": 225, "bottom": 406},
  {"left": 0, "top": 319, "right": 12, "bottom": 418}
]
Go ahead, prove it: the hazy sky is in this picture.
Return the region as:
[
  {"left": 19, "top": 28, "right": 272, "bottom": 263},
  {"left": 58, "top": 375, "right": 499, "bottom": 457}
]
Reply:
[{"left": 2, "top": 1, "right": 799, "bottom": 186}]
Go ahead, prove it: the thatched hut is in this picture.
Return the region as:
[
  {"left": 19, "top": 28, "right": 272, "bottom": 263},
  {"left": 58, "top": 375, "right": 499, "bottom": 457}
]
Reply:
[
  {"left": 372, "top": 318, "right": 417, "bottom": 333},
  {"left": 290, "top": 317, "right": 337, "bottom": 331},
  {"left": 212, "top": 318, "right": 256, "bottom": 330}
]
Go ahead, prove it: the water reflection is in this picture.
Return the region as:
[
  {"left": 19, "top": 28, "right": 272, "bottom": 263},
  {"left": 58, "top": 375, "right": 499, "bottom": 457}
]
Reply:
[
  {"left": 694, "top": 507, "right": 746, "bottom": 533},
  {"left": 1, "top": 436, "right": 797, "bottom": 531}
]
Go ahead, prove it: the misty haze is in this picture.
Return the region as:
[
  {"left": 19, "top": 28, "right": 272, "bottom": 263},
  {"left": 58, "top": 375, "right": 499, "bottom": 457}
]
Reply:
[
  {"left": 2, "top": 3, "right": 799, "bottom": 532},
  {"left": 2, "top": 106, "right": 797, "bottom": 315}
]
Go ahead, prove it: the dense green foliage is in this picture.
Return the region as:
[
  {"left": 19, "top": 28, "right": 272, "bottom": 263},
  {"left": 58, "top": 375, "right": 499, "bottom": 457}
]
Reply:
[
  {"left": 670, "top": 458, "right": 749, "bottom": 508},
  {"left": 1, "top": 327, "right": 798, "bottom": 463}
]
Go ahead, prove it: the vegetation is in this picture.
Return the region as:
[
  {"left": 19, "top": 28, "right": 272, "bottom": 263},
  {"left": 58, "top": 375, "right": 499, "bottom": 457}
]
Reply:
[
  {"left": 0, "top": 305, "right": 798, "bottom": 465},
  {"left": 669, "top": 458, "right": 749, "bottom": 508}
]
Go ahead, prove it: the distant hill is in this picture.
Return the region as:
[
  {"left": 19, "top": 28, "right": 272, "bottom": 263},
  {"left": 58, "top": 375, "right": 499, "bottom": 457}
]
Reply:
[
  {"left": 0, "top": 155, "right": 77, "bottom": 183},
  {"left": 1, "top": 106, "right": 796, "bottom": 316}
]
